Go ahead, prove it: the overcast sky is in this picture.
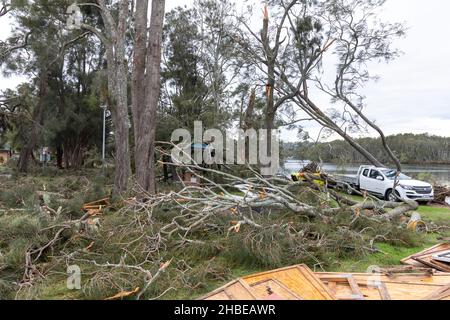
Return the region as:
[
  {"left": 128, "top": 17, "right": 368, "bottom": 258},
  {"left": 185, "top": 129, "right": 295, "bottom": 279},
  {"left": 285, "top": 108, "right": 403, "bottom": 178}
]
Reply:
[{"left": 1, "top": 0, "right": 449, "bottom": 142}]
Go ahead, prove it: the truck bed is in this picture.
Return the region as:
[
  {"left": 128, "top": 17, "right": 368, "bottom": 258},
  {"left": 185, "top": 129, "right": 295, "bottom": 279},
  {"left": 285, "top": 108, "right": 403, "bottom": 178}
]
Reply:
[{"left": 334, "top": 174, "right": 359, "bottom": 186}]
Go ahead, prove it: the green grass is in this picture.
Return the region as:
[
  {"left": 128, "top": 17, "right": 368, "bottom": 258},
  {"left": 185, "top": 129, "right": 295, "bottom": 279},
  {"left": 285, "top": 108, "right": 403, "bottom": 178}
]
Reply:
[
  {"left": 326, "top": 198, "right": 450, "bottom": 273},
  {"left": 417, "top": 205, "right": 450, "bottom": 224},
  {"left": 328, "top": 237, "right": 440, "bottom": 273}
]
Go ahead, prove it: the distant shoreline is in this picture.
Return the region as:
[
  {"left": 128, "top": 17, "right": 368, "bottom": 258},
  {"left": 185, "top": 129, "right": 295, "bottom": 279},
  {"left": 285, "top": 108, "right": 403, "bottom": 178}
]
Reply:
[{"left": 284, "top": 160, "right": 450, "bottom": 166}]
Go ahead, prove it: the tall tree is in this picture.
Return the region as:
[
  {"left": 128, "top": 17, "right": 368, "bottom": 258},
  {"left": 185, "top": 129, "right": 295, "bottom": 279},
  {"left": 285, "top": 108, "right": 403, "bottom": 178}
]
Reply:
[
  {"left": 160, "top": 0, "right": 238, "bottom": 134},
  {"left": 131, "top": 0, "right": 166, "bottom": 194},
  {"left": 2, "top": 0, "right": 90, "bottom": 172},
  {"left": 81, "top": 0, "right": 132, "bottom": 192},
  {"left": 233, "top": 0, "right": 404, "bottom": 169}
]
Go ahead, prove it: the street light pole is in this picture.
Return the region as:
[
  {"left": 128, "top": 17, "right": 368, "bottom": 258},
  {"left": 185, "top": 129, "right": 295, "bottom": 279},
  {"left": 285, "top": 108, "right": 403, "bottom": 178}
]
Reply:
[{"left": 101, "top": 105, "right": 107, "bottom": 170}]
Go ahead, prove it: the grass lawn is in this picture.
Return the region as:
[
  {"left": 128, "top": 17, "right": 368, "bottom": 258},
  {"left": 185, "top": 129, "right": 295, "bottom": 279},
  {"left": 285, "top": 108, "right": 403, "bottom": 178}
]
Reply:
[
  {"left": 418, "top": 205, "right": 450, "bottom": 224},
  {"left": 326, "top": 195, "right": 450, "bottom": 273}
]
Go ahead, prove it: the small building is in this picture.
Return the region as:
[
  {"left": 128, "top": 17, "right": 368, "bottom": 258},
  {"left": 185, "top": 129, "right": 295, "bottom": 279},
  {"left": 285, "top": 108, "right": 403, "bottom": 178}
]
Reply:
[{"left": 0, "top": 149, "right": 12, "bottom": 165}]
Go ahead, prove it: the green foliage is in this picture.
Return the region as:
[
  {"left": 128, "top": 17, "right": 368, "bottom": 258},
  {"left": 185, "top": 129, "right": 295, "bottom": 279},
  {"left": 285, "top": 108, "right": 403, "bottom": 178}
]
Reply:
[
  {"left": 0, "top": 170, "right": 449, "bottom": 300},
  {"left": 0, "top": 181, "right": 40, "bottom": 209},
  {"left": 159, "top": 0, "right": 237, "bottom": 140},
  {"left": 2, "top": 0, "right": 105, "bottom": 170}
]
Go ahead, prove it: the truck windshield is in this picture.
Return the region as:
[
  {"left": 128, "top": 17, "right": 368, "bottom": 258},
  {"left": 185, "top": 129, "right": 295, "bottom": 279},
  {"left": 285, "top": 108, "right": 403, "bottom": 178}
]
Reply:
[{"left": 381, "top": 169, "right": 412, "bottom": 180}]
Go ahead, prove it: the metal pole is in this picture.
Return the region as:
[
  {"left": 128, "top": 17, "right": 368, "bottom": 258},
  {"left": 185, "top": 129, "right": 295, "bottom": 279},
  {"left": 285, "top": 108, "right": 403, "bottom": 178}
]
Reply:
[{"left": 102, "top": 106, "right": 106, "bottom": 169}]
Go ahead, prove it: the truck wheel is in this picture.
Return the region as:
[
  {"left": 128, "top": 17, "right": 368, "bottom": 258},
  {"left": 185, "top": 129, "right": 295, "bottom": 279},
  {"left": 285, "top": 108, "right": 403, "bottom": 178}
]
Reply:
[
  {"left": 386, "top": 189, "right": 400, "bottom": 202},
  {"left": 346, "top": 185, "right": 354, "bottom": 195}
]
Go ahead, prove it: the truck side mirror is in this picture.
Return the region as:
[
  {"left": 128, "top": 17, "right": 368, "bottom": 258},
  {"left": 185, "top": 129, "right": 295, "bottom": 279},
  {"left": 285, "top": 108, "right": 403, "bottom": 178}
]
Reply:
[{"left": 376, "top": 176, "right": 384, "bottom": 181}]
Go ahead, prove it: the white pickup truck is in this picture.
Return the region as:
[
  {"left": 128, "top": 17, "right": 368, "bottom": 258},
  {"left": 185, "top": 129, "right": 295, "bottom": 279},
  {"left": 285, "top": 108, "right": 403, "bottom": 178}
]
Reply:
[{"left": 336, "top": 166, "right": 434, "bottom": 203}]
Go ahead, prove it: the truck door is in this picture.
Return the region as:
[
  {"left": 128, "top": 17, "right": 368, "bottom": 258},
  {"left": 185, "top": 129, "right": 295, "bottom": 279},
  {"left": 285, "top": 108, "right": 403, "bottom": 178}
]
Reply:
[
  {"left": 366, "top": 169, "right": 385, "bottom": 195},
  {"left": 359, "top": 168, "right": 371, "bottom": 191}
]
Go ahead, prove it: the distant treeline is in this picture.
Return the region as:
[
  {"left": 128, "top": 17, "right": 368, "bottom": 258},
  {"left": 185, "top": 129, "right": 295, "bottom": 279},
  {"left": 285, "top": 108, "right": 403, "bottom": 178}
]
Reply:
[{"left": 282, "top": 134, "right": 450, "bottom": 165}]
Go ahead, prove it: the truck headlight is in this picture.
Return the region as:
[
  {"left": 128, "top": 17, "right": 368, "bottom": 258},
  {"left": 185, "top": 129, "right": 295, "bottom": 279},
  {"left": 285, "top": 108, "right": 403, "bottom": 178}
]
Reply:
[{"left": 400, "top": 185, "right": 414, "bottom": 190}]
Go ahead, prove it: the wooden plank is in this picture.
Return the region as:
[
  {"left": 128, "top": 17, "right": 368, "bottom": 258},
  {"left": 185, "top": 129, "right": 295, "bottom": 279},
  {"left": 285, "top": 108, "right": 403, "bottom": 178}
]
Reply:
[
  {"left": 316, "top": 272, "right": 450, "bottom": 285},
  {"left": 329, "top": 279, "right": 442, "bottom": 300},
  {"left": 381, "top": 281, "right": 443, "bottom": 300},
  {"left": 82, "top": 198, "right": 110, "bottom": 211},
  {"left": 242, "top": 265, "right": 335, "bottom": 300},
  {"left": 224, "top": 280, "right": 257, "bottom": 300},
  {"left": 414, "top": 254, "right": 450, "bottom": 272},
  {"left": 352, "top": 280, "right": 391, "bottom": 300},
  {"left": 204, "top": 291, "right": 230, "bottom": 300},
  {"left": 327, "top": 281, "right": 337, "bottom": 293},
  {"left": 249, "top": 279, "right": 304, "bottom": 300},
  {"left": 422, "top": 283, "right": 450, "bottom": 300},
  {"left": 406, "top": 243, "right": 450, "bottom": 271},
  {"left": 401, "top": 243, "right": 449, "bottom": 267},
  {"left": 377, "top": 282, "right": 391, "bottom": 300},
  {"left": 199, "top": 279, "right": 258, "bottom": 300},
  {"left": 318, "top": 275, "right": 364, "bottom": 300},
  {"left": 328, "top": 281, "right": 389, "bottom": 300}
]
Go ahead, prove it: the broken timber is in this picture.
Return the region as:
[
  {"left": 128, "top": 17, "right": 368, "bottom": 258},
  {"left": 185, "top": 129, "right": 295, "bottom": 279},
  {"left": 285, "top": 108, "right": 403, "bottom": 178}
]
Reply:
[
  {"left": 200, "top": 265, "right": 450, "bottom": 301},
  {"left": 401, "top": 243, "right": 450, "bottom": 272}
]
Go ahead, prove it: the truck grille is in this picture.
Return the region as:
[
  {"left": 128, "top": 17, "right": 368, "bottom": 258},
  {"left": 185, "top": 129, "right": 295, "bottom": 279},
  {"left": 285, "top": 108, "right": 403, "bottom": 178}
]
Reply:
[{"left": 413, "top": 187, "right": 432, "bottom": 194}]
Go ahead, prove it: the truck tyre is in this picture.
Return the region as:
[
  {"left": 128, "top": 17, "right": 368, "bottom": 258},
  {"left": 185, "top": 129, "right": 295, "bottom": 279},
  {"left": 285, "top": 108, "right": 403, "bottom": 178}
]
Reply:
[
  {"left": 386, "top": 189, "right": 400, "bottom": 202},
  {"left": 346, "top": 185, "right": 354, "bottom": 195}
]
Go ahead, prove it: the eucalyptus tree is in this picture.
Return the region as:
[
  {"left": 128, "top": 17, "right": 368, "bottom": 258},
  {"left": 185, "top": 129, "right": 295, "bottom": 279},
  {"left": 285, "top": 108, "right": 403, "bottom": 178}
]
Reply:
[
  {"left": 60, "top": 0, "right": 166, "bottom": 193},
  {"left": 1, "top": 0, "right": 91, "bottom": 172},
  {"left": 79, "top": 0, "right": 132, "bottom": 192},
  {"left": 131, "top": 0, "right": 166, "bottom": 194},
  {"left": 234, "top": 0, "right": 405, "bottom": 169},
  {"left": 160, "top": 0, "right": 239, "bottom": 136}
]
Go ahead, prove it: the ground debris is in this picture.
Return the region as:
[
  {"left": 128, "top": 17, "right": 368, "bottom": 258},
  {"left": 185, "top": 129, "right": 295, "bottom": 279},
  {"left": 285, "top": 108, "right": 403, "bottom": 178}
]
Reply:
[
  {"left": 200, "top": 264, "right": 450, "bottom": 300},
  {"left": 401, "top": 243, "right": 450, "bottom": 272}
]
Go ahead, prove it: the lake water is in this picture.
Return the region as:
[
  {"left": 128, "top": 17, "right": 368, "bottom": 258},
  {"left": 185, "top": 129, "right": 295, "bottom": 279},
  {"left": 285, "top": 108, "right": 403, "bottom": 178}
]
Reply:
[{"left": 283, "top": 160, "right": 450, "bottom": 186}]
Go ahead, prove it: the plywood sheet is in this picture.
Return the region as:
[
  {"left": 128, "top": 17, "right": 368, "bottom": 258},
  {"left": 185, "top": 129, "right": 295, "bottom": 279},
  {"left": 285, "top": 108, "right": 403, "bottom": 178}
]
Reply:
[
  {"left": 402, "top": 243, "right": 450, "bottom": 271},
  {"left": 356, "top": 282, "right": 391, "bottom": 300},
  {"left": 200, "top": 279, "right": 258, "bottom": 300},
  {"left": 242, "top": 265, "right": 335, "bottom": 300},
  {"left": 414, "top": 253, "right": 450, "bottom": 272},
  {"left": 318, "top": 273, "right": 449, "bottom": 300},
  {"left": 382, "top": 281, "right": 444, "bottom": 300},
  {"left": 401, "top": 243, "right": 448, "bottom": 267},
  {"left": 320, "top": 278, "right": 390, "bottom": 300},
  {"left": 316, "top": 272, "right": 450, "bottom": 285},
  {"left": 250, "top": 279, "right": 303, "bottom": 300},
  {"left": 317, "top": 275, "right": 364, "bottom": 300},
  {"left": 422, "top": 284, "right": 450, "bottom": 300}
]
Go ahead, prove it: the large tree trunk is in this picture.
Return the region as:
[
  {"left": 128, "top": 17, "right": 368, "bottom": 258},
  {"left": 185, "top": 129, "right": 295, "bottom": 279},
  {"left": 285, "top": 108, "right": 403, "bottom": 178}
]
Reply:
[
  {"left": 265, "top": 64, "right": 276, "bottom": 159},
  {"left": 132, "top": 0, "right": 150, "bottom": 191},
  {"left": 109, "top": 54, "right": 131, "bottom": 193},
  {"left": 56, "top": 145, "right": 64, "bottom": 169},
  {"left": 98, "top": 0, "right": 132, "bottom": 193},
  {"left": 133, "top": 0, "right": 165, "bottom": 194},
  {"left": 145, "top": 0, "right": 165, "bottom": 194},
  {"left": 18, "top": 71, "right": 49, "bottom": 173},
  {"left": 241, "top": 88, "right": 256, "bottom": 162},
  {"left": 261, "top": 7, "right": 276, "bottom": 174}
]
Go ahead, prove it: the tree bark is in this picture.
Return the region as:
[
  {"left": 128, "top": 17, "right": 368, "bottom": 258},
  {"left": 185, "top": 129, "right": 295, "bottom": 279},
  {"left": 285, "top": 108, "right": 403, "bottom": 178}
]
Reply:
[
  {"left": 242, "top": 88, "right": 256, "bottom": 162},
  {"left": 145, "top": 0, "right": 165, "bottom": 194},
  {"left": 92, "top": 0, "right": 132, "bottom": 193},
  {"left": 132, "top": 0, "right": 149, "bottom": 189},
  {"left": 133, "top": 0, "right": 165, "bottom": 194},
  {"left": 56, "top": 145, "right": 64, "bottom": 169}
]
